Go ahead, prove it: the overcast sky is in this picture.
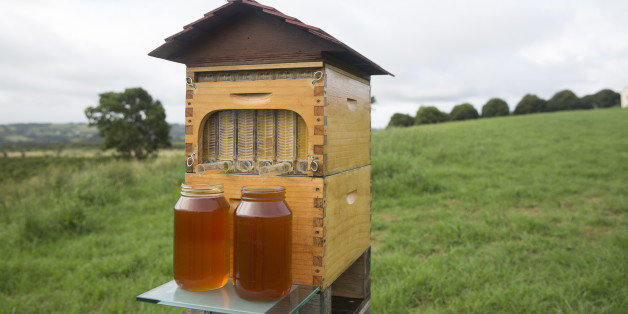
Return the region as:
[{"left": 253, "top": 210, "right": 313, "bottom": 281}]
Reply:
[{"left": 1, "top": 0, "right": 627, "bottom": 128}]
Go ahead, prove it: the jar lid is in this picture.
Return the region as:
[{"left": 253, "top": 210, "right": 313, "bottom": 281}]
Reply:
[
  {"left": 241, "top": 185, "right": 286, "bottom": 201},
  {"left": 181, "top": 183, "right": 224, "bottom": 197}
]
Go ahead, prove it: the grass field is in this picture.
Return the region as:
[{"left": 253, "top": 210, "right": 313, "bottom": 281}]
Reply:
[{"left": 0, "top": 109, "right": 626, "bottom": 312}]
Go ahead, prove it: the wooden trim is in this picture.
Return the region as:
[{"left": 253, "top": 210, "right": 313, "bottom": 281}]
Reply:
[
  {"left": 314, "top": 86, "right": 325, "bottom": 96},
  {"left": 314, "top": 106, "right": 324, "bottom": 116},
  {"left": 187, "top": 61, "right": 324, "bottom": 73},
  {"left": 314, "top": 145, "right": 324, "bottom": 155},
  {"left": 314, "top": 237, "right": 324, "bottom": 247},
  {"left": 314, "top": 125, "right": 325, "bottom": 135},
  {"left": 314, "top": 198, "right": 324, "bottom": 208},
  {"left": 313, "top": 256, "right": 323, "bottom": 267},
  {"left": 313, "top": 217, "right": 324, "bottom": 227},
  {"left": 313, "top": 276, "right": 323, "bottom": 286}
]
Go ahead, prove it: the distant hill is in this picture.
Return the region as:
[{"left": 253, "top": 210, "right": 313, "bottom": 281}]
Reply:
[{"left": 0, "top": 123, "right": 185, "bottom": 148}]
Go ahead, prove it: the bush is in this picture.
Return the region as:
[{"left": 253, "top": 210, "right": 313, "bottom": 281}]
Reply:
[
  {"left": 581, "top": 89, "right": 620, "bottom": 108},
  {"left": 482, "top": 98, "right": 510, "bottom": 117},
  {"left": 514, "top": 94, "right": 547, "bottom": 115},
  {"left": 415, "top": 106, "right": 449, "bottom": 125},
  {"left": 450, "top": 103, "right": 479, "bottom": 121},
  {"left": 547, "top": 90, "right": 590, "bottom": 111},
  {"left": 387, "top": 113, "right": 415, "bottom": 128}
]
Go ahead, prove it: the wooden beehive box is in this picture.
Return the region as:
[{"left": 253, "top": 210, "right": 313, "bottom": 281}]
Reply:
[{"left": 149, "top": 0, "right": 391, "bottom": 290}]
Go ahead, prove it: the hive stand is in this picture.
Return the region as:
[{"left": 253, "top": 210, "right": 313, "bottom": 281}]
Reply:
[{"left": 183, "top": 247, "right": 370, "bottom": 314}]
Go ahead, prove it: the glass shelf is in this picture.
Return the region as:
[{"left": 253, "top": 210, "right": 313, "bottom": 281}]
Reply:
[{"left": 137, "top": 280, "right": 320, "bottom": 314}]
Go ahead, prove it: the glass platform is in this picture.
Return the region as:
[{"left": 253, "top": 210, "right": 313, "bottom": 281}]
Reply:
[{"left": 137, "top": 280, "right": 320, "bottom": 314}]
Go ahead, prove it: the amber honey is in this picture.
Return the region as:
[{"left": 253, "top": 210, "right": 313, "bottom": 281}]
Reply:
[
  {"left": 174, "top": 184, "right": 230, "bottom": 291},
  {"left": 233, "top": 186, "right": 292, "bottom": 301}
]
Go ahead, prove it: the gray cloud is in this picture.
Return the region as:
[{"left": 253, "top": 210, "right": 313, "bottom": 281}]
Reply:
[{"left": 1, "top": 0, "right": 627, "bottom": 128}]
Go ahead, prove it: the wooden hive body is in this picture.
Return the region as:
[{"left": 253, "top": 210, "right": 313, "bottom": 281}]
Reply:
[
  {"left": 184, "top": 62, "right": 371, "bottom": 289},
  {"left": 150, "top": 0, "right": 390, "bottom": 290}
]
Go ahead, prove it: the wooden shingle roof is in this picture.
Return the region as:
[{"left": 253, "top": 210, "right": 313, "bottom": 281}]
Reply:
[{"left": 149, "top": 0, "right": 392, "bottom": 76}]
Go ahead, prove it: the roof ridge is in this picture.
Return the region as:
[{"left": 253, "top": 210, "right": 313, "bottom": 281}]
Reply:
[{"left": 241, "top": 0, "right": 275, "bottom": 11}]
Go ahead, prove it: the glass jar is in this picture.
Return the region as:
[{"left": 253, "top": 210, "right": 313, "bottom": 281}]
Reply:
[
  {"left": 233, "top": 186, "right": 292, "bottom": 301},
  {"left": 173, "top": 184, "right": 230, "bottom": 291}
]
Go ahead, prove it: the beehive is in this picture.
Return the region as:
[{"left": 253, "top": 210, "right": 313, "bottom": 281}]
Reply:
[{"left": 150, "top": 0, "right": 391, "bottom": 290}]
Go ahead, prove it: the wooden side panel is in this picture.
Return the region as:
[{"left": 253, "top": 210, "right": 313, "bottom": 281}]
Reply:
[
  {"left": 186, "top": 174, "right": 324, "bottom": 285},
  {"left": 322, "top": 166, "right": 371, "bottom": 289},
  {"left": 323, "top": 66, "right": 371, "bottom": 176}
]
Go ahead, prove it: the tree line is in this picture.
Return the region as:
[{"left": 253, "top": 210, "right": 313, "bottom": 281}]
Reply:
[{"left": 387, "top": 88, "right": 621, "bottom": 128}]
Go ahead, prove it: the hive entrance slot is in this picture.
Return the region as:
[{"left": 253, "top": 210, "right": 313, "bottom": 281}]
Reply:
[{"left": 198, "top": 109, "right": 308, "bottom": 176}]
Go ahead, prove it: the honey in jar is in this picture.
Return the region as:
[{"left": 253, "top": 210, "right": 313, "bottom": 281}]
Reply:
[
  {"left": 173, "top": 184, "right": 230, "bottom": 291},
  {"left": 233, "top": 186, "right": 292, "bottom": 301}
]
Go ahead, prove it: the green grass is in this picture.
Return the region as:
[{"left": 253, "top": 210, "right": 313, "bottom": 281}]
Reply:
[
  {"left": 0, "top": 157, "right": 183, "bottom": 313},
  {"left": 0, "top": 156, "right": 115, "bottom": 184},
  {"left": 0, "top": 108, "right": 626, "bottom": 312},
  {"left": 371, "top": 108, "right": 627, "bottom": 313}
]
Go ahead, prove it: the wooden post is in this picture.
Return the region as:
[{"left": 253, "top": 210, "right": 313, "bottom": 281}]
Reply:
[
  {"left": 332, "top": 247, "right": 371, "bottom": 299},
  {"left": 298, "top": 287, "right": 332, "bottom": 314},
  {"left": 330, "top": 247, "right": 371, "bottom": 314}
]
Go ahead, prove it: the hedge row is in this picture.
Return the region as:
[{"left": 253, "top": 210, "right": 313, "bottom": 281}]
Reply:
[{"left": 387, "top": 89, "right": 620, "bottom": 128}]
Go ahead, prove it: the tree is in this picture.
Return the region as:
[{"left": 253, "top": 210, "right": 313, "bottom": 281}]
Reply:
[
  {"left": 514, "top": 94, "right": 547, "bottom": 115},
  {"left": 482, "top": 98, "right": 510, "bottom": 118},
  {"left": 450, "top": 103, "right": 479, "bottom": 121},
  {"left": 53, "top": 142, "right": 65, "bottom": 157},
  {"left": 581, "top": 89, "right": 620, "bottom": 108},
  {"left": 370, "top": 96, "right": 377, "bottom": 104},
  {"left": 546, "top": 90, "right": 589, "bottom": 111},
  {"left": 85, "top": 88, "right": 171, "bottom": 159},
  {"left": 387, "top": 113, "right": 415, "bottom": 128},
  {"left": 415, "top": 106, "right": 449, "bottom": 125}
]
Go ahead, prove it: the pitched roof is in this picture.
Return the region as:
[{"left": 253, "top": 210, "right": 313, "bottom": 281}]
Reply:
[{"left": 149, "top": 0, "right": 392, "bottom": 76}]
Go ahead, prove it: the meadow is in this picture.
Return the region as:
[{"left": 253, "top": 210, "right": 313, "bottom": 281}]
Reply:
[{"left": 0, "top": 109, "right": 626, "bottom": 313}]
